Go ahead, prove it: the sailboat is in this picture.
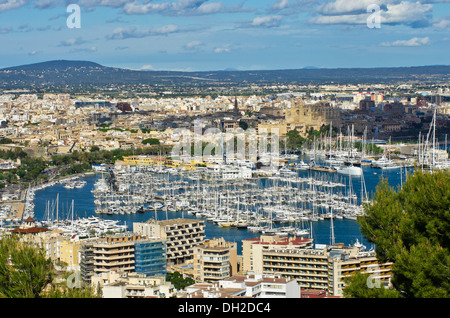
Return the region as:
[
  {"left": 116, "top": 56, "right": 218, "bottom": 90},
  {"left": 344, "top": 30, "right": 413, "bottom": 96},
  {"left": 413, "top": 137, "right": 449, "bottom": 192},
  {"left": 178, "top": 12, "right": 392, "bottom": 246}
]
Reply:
[{"left": 336, "top": 125, "right": 362, "bottom": 176}]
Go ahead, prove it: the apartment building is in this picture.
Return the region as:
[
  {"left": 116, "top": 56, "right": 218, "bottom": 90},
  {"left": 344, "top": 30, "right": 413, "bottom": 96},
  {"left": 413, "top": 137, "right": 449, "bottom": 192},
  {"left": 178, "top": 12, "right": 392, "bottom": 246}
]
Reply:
[
  {"left": 133, "top": 218, "right": 205, "bottom": 265},
  {"left": 79, "top": 241, "right": 96, "bottom": 285},
  {"left": 327, "top": 247, "right": 393, "bottom": 297},
  {"left": 193, "top": 238, "right": 237, "bottom": 282},
  {"left": 262, "top": 246, "right": 330, "bottom": 291},
  {"left": 92, "top": 233, "right": 141, "bottom": 275},
  {"left": 243, "top": 237, "right": 393, "bottom": 297},
  {"left": 59, "top": 239, "right": 83, "bottom": 271},
  {"left": 242, "top": 235, "right": 314, "bottom": 274}
]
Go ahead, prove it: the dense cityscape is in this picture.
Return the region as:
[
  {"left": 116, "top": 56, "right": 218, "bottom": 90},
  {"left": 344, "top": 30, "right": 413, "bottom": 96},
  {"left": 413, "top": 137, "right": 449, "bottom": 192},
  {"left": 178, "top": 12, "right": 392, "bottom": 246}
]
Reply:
[
  {"left": 0, "top": 0, "right": 448, "bottom": 308},
  {"left": 0, "top": 66, "right": 449, "bottom": 302}
]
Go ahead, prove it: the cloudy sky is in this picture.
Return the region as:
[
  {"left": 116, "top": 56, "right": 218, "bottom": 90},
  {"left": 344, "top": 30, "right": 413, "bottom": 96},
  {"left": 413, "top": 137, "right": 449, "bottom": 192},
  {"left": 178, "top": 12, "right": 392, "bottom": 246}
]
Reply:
[{"left": 0, "top": 0, "right": 449, "bottom": 71}]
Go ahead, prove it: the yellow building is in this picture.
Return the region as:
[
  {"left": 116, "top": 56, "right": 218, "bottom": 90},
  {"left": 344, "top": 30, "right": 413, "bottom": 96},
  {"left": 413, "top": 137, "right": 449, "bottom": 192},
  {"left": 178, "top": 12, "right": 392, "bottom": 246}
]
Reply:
[
  {"left": 242, "top": 235, "right": 314, "bottom": 274},
  {"left": 327, "top": 247, "right": 393, "bottom": 297},
  {"left": 59, "top": 239, "right": 83, "bottom": 271},
  {"left": 193, "top": 238, "right": 238, "bottom": 282},
  {"left": 121, "top": 155, "right": 170, "bottom": 167}
]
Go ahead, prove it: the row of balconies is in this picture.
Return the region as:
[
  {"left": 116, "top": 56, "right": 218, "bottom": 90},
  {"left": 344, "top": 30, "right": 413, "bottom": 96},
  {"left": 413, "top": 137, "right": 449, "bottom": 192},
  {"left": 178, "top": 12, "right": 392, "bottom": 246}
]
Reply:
[
  {"left": 166, "top": 224, "right": 204, "bottom": 232},
  {"left": 264, "top": 267, "right": 328, "bottom": 277},
  {"left": 94, "top": 259, "right": 134, "bottom": 267},
  {"left": 168, "top": 234, "right": 205, "bottom": 242},
  {"left": 125, "top": 291, "right": 146, "bottom": 298},
  {"left": 203, "top": 250, "right": 229, "bottom": 256},
  {"left": 93, "top": 247, "right": 134, "bottom": 254},
  {"left": 95, "top": 265, "right": 135, "bottom": 273},
  {"left": 263, "top": 255, "right": 327, "bottom": 263},
  {"left": 94, "top": 253, "right": 134, "bottom": 261},
  {"left": 203, "top": 271, "right": 230, "bottom": 278},
  {"left": 202, "top": 256, "right": 229, "bottom": 262},
  {"left": 166, "top": 228, "right": 203, "bottom": 236},
  {"left": 202, "top": 261, "right": 229, "bottom": 268},
  {"left": 168, "top": 250, "right": 189, "bottom": 257},
  {"left": 262, "top": 269, "right": 329, "bottom": 285},
  {"left": 166, "top": 239, "right": 201, "bottom": 248},
  {"left": 263, "top": 261, "right": 328, "bottom": 270}
]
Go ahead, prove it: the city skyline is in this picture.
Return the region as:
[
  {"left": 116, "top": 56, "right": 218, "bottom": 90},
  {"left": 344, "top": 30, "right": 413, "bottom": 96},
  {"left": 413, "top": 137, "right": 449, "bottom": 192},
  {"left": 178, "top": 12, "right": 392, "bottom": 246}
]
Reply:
[{"left": 0, "top": 0, "right": 449, "bottom": 72}]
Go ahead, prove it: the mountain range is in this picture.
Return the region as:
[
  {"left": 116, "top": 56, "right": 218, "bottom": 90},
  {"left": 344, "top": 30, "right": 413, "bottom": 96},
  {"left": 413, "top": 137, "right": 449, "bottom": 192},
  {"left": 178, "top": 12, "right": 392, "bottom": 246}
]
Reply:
[{"left": 0, "top": 60, "right": 449, "bottom": 89}]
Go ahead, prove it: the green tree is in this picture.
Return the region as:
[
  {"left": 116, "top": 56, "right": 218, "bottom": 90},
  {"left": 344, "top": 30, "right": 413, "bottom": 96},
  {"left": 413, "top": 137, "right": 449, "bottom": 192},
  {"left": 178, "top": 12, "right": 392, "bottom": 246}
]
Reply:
[
  {"left": 307, "top": 128, "right": 320, "bottom": 140},
  {"left": 286, "top": 129, "right": 305, "bottom": 150},
  {"left": 166, "top": 271, "right": 194, "bottom": 290},
  {"left": 44, "top": 271, "right": 101, "bottom": 298},
  {"left": 238, "top": 120, "right": 249, "bottom": 130},
  {"left": 90, "top": 145, "right": 100, "bottom": 152},
  {"left": 353, "top": 169, "right": 450, "bottom": 298},
  {"left": 343, "top": 272, "right": 400, "bottom": 298},
  {"left": 142, "top": 138, "right": 160, "bottom": 146},
  {"left": 0, "top": 235, "right": 54, "bottom": 298}
]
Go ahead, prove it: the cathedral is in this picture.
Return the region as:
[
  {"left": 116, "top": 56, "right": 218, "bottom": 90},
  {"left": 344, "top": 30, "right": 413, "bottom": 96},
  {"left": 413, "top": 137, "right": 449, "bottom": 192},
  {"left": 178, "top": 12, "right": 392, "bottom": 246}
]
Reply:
[{"left": 284, "top": 99, "right": 341, "bottom": 136}]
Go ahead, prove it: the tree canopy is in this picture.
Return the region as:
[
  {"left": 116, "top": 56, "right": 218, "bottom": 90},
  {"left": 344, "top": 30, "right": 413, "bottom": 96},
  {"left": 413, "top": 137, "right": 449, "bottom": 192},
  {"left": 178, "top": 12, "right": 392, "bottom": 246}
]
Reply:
[
  {"left": 0, "top": 235, "right": 100, "bottom": 298},
  {"left": 0, "top": 235, "right": 54, "bottom": 298},
  {"left": 351, "top": 169, "right": 450, "bottom": 298}
]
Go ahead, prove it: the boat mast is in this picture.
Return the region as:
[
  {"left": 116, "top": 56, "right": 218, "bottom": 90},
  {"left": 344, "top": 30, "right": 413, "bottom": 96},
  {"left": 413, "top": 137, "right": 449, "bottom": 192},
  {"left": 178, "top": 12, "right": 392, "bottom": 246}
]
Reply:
[
  {"left": 433, "top": 109, "right": 436, "bottom": 168},
  {"left": 330, "top": 207, "right": 335, "bottom": 246}
]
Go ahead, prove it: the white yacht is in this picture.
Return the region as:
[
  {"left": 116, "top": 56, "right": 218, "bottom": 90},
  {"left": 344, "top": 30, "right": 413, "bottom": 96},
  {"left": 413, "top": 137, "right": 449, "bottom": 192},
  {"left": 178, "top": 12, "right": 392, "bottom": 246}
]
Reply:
[
  {"left": 294, "top": 160, "right": 310, "bottom": 171},
  {"left": 336, "top": 165, "right": 362, "bottom": 176},
  {"left": 371, "top": 155, "right": 397, "bottom": 169}
]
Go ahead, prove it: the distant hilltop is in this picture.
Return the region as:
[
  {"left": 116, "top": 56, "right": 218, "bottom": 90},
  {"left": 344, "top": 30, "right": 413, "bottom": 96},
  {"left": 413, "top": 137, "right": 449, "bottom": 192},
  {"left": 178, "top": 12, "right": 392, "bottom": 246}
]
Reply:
[{"left": 0, "top": 60, "right": 449, "bottom": 89}]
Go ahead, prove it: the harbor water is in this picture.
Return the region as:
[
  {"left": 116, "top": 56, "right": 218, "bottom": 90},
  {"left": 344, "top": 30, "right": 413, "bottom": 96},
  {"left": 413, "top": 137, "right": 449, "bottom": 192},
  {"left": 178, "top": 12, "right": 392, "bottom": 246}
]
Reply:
[{"left": 30, "top": 164, "right": 410, "bottom": 254}]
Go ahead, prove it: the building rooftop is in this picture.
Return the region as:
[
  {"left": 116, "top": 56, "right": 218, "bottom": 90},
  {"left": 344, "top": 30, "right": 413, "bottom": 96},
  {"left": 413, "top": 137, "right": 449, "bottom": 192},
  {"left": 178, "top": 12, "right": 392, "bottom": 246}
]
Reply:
[
  {"left": 146, "top": 218, "right": 204, "bottom": 226},
  {"left": 244, "top": 235, "right": 313, "bottom": 246}
]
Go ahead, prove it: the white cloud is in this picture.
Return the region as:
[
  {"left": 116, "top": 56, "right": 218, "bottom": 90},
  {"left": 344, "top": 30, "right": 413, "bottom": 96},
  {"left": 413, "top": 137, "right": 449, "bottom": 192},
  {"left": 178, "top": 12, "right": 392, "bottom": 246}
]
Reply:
[
  {"left": 318, "top": 0, "right": 392, "bottom": 15},
  {"left": 108, "top": 24, "right": 180, "bottom": 39},
  {"left": 57, "top": 37, "right": 87, "bottom": 47},
  {"left": 251, "top": 15, "right": 283, "bottom": 27},
  {"left": 214, "top": 45, "right": 230, "bottom": 53},
  {"left": 433, "top": 19, "right": 450, "bottom": 29},
  {"left": 271, "top": 0, "right": 290, "bottom": 11},
  {"left": 196, "top": 2, "right": 224, "bottom": 14},
  {"left": 33, "top": 0, "right": 129, "bottom": 9},
  {"left": 380, "top": 36, "right": 430, "bottom": 46},
  {"left": 310, "top": 14, "right": 366, "bottom": 25},
  {"left": 0, "top": 0, "right": 29, "bottom": 13},
  {"left": 184, "top": 40, "right": 203, "bottom": 50},
  {"left": 382, "top": 1, "right": 433, "bottom": 26},
  {"left": 122, "top": 0, "right": 251, "bottom": 16},
  {"left": 310, "top": 0, "right": 433, "bottom": 28}
]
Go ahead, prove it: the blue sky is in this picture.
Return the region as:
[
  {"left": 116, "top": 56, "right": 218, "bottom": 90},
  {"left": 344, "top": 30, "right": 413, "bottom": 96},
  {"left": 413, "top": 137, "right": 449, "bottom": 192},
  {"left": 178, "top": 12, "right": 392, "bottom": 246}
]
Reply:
[{"left": 0, "top": 0, "right": 449, "bottom": 71}]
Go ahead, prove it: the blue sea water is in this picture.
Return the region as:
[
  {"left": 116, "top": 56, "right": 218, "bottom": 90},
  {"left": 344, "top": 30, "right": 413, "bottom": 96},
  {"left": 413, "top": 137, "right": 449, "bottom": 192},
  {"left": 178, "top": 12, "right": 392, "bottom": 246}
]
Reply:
[{"left": 31, "top": 165, "right": 410, "bottom": 254}]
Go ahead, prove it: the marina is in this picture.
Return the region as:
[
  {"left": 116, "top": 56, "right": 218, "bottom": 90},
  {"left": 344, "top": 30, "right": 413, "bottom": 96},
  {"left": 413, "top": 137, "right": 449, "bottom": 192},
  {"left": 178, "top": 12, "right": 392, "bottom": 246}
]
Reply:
[
  {"left": 11, "top": 153, "right": 417, "bottom": 253},
  {"left": 3, "top": 119, "right": 445, "bottom": 253}
]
